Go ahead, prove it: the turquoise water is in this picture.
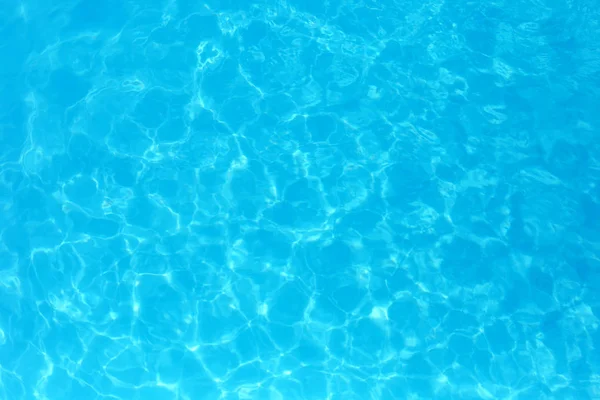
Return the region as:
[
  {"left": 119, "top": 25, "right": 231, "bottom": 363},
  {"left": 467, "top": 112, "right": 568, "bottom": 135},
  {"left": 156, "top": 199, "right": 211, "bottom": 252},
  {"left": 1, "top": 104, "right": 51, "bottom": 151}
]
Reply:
[{"left": 1, "top": 0, "right": 600, "bottom": 399}]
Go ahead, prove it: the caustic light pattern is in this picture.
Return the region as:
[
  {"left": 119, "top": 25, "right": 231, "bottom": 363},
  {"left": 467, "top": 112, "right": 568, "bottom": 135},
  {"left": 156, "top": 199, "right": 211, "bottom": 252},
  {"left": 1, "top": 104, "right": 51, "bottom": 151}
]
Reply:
[{"left": 0, "top": 0, "right": 599, "bottom": 399}]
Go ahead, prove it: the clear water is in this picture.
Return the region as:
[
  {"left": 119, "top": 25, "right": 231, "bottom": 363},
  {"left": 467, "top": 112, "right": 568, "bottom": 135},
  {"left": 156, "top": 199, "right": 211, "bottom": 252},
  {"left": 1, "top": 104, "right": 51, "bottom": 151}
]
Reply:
[{"left": 1, "top": 0, "right": 599, "bottom": 399}]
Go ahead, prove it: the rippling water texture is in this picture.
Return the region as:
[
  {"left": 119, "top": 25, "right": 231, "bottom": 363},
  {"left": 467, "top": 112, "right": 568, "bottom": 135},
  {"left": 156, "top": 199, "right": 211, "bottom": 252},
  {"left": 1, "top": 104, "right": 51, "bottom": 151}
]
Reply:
[{"left": 1, "top": 0, "right": 600, "bottom": 399}]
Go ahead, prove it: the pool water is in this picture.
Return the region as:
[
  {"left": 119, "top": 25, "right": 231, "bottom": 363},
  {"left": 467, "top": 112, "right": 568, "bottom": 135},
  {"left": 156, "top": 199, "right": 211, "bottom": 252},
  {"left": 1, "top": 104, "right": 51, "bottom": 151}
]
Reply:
[{"left": 1, "top": 0, "right": 600, "bottom": 399}]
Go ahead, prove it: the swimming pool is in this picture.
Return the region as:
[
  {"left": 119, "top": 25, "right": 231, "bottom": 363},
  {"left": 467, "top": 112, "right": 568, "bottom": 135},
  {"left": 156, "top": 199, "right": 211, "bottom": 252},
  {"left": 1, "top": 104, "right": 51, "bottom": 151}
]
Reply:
[{"left": 1, "top": 0, "right": 599, "bottom": 399}]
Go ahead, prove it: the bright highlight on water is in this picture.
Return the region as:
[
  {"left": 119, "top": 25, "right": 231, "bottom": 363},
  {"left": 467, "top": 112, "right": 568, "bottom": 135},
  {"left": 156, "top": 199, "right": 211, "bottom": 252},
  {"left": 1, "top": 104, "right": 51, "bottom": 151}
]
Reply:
[{"left": 0, "top": 0, "right": 599, "bottom": 399}]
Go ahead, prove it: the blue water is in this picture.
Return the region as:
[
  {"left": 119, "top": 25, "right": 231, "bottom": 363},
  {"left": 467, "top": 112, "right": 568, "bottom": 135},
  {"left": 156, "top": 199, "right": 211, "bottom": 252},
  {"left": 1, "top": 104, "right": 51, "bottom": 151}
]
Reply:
[{"left": 1, "top": 0, "right": 599, "bottom": 399}]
